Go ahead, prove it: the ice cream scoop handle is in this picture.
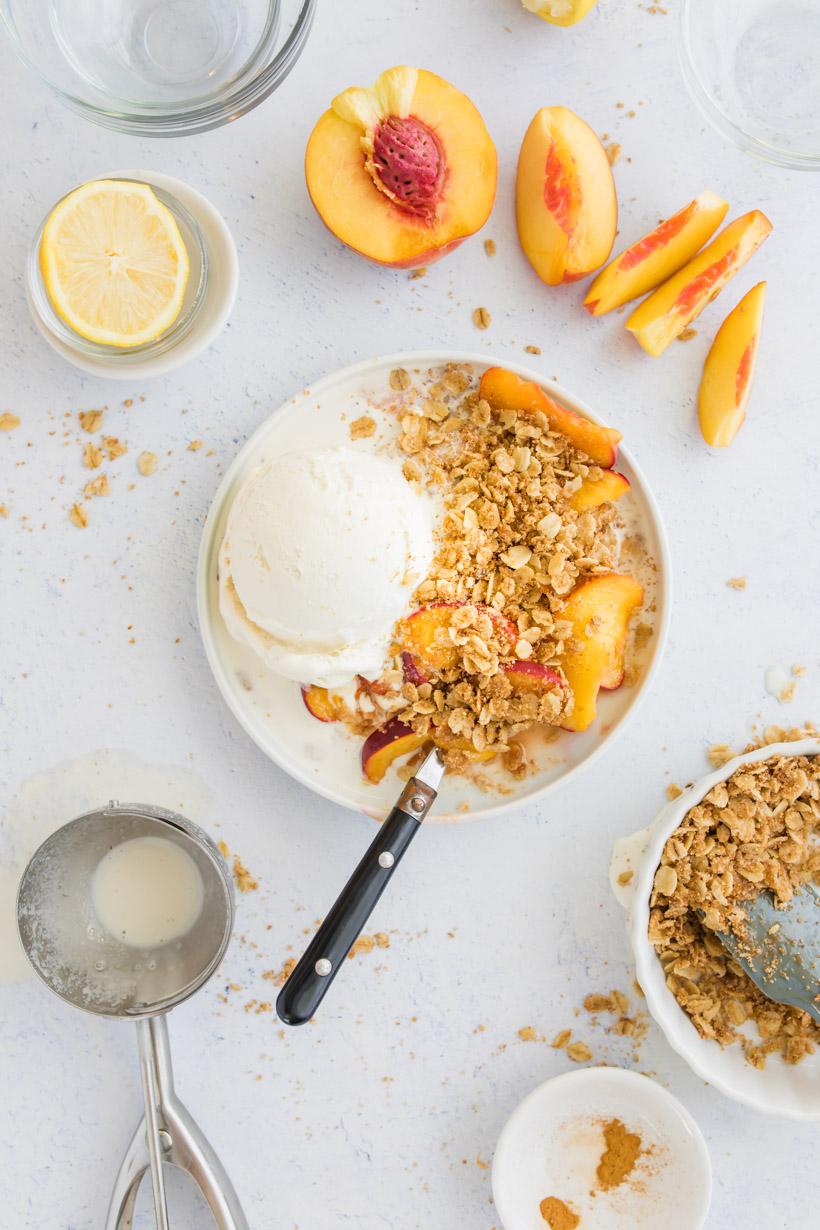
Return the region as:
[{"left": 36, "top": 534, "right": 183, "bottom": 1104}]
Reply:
[{"left": 276, "top": 780, "right": 436, "bottom": 1026}]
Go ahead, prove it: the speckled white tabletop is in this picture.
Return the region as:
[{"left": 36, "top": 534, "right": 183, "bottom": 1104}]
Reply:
[{"left": 1, "top": 2, "right": 818, "bottom": 1227}]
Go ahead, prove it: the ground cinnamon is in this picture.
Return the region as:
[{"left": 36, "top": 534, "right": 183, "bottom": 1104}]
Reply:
[
  {"left": 539, "top": 1195, "right": 580, "bottom": 1230},
  {"left": 596, "top": 1118, "right": 642, "bottom": 1190}
]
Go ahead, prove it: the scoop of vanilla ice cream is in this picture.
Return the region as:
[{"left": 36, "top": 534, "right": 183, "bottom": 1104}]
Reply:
[{"left": 218, "top": 447, "right": 433, "bottom": 688}]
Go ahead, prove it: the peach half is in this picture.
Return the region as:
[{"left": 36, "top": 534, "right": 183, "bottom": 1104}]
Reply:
[
  {"left": 516, "top": 106, "right": 617, "bottom": 286},
  {"left": 626, "top": 211, "right": 772, "bottom": 356},
  {"left": 698, "top": 282, "right": 766, "bottom": 448},
  {"left": 558, "top": 573, "right": 643, "bottom": 732},
  {"left": 569, "top": 469, "right": 630, "bottom": 512},
  {"left": 521, "top": 0, "right": 599, "bottom": 26},
  {"left": 399, "top": 602, "right": 517, "bottom": 673},
  {"left": 479, "top": 367, "right": 621, "bottom": 468},
  {"left": 584, "top": 191, "right": 729, "bottom": 316},
  {"left": 305, "top": 67, "right": 497, "bottom": 268}
]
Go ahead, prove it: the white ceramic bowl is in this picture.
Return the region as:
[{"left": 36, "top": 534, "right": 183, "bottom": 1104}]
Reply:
[
  {"left": 197, "top": 351, "right": 670, "bottom": 821},
  {"left": 492, "top": 1067, "right": 711, "bottom": 1230},
  {"left": 613, "top": 738, "right": 820, "bottom": 1120}
]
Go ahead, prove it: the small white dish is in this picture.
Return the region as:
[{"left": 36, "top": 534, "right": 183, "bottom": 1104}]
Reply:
[
  {"left": 492, "top": 1067, "right": 711, "bottom": 1230},
  {"left": 197, "top": 350, "right": 671, "bottom": 821},
  {"left": 613, "top": 737, "right": 820, "bottom": 1120},
  {"left": 24, "top": 169, "right": 238, "bottom": 380}
]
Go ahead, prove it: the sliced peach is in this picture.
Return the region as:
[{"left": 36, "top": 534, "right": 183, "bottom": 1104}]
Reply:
[
  {"left": 569, "top": 470, "right": 630, "bottom": 512},
  {"left": 305, "top": 67, "right": 497, "bottom": 268},
  {"left": 698, "top": 282, "right": 766, "bottom": 448},
  {"left": 503, "top": 660, "right": 565, "bottom": 695},
  {"left": 516, "top": 106, "right": 617, "bottom": 286},
  {"left": 522, "top": 0, "right": 599, "bottom": 26},
  {"left": 479, "top": 367, "right": 621, "bottom": 468},
  {"left": 401, "top": 651, "right": 429, "bottom": 686},
  {"left": 584, "top": 191, "right": 729, "bottom": 316},
  {"left": 361, "top": 719, "right": 428, "bottom": 783},
  {"left": 399, "top": 602, "right": 517, "bottom": 672},
  {"left": 626, "top": 211, "right": 772, "bottom": 356},
  {"left": 302, "top": 685, "right": 342, "bottom": 722},
  {"left": 432, "top": 728, "right": 497, "bottom": 764},
  {"left": 558, "top": 573, "right": 643, "bottom": 732}
]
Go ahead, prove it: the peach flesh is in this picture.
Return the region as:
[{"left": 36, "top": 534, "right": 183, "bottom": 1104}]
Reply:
[{"left": 372, "top": 115, "right": 445, "bottom": 218}]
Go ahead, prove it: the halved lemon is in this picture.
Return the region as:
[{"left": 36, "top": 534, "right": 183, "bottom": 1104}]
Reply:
[{"left": 40, "top": 179, "right": 190, "bottom": 348}]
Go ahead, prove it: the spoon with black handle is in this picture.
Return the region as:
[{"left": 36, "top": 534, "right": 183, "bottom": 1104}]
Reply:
[{"left": 276, "top": 746, "right": 446, "bottom": 1026}]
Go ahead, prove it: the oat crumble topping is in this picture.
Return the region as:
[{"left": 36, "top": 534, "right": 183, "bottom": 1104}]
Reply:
[
  {"left": 349, "top": 414, "right": 377, "bottom": 440},
  {"left": 648, "top": 753, "right": 820, "bottom": 1067}
]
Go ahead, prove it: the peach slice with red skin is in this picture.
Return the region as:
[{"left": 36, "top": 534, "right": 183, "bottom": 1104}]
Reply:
[
  {"left": 626, "top": 211, "right": 772, "bottom": 356},
  {"left": 302, "top": 685, "right": 343, "bottom": 722},
  {"left": 399, "top": 602, "right": 517, "bottom": 672},
  {"left": 522, "top": 0, "right": 600, "bottom": 26},
  {"left": 305, "top": 67, "right": 497, "bottom": 268},
  {"left": 479, "top": 367, "right": 621, "bottom": 468},
  {"left": 584, "top": 191, "right": 729, "bottom": 316},
  {"left": 401, "top": 651, "right": 429, "bottom": 686},
  {"left": 698, "top": 282, "right": 766, "bottom": 448},
  {"left": 361, "top": 718, "right": 428, "bottom": 783},
  {"left": 503, "top": 660, "right": 565, "bottom": 696},
  {"left": 558, "top": 573, "right": 643, "bottom": 732},
  {"left": 569, "top": 470, "right": 630, "bottom": 512},
  {"left": 516, "top": 106, "right": 617, "bottom": 286}
]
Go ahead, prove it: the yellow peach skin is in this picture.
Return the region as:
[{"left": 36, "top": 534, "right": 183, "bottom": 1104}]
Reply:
[
  {"left": 584, "top": 191, "right": 729, "bottom": 316},
  {"left": 521, "top": 0, "right": 599, "bottom": 25},
  {"left": 558, "top": 573, "right": 643, "bottom": 732},
  {"left": 698, "top": 282, "right": 766, "bottom": 448},
  {"left": 305, "top": 67, "right": 497, "bottom": 268},
  {"left": 516, "top": 106, "right": 617, "bottom": 286},
  {"left": 626, "top": 211, "right": 771, "bottom": 356}
]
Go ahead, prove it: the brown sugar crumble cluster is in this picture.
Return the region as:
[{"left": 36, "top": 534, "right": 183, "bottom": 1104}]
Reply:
[{"left": 649, "top": 753, "right": 820, "bottom": 1067}]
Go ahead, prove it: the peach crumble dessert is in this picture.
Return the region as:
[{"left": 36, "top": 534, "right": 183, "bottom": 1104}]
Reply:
[
  {"left": 649, "top": 752, "right": 820, "bottom": 1067},
  {"left": 289, "top": 364, "right": 650, "bottom": 786}
]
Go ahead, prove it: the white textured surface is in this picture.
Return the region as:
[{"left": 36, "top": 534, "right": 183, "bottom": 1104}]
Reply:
[{"left": 0, "top": 3, "right": 818, "bottom": 1228}]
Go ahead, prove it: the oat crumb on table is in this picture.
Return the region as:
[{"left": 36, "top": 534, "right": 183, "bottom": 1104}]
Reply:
[
  {"left": 0, "top": 504, "right": 9, "bottom": 518},
  {"left": 525, "top": 344, "right": 542, "bottom": 355},
  {"left": 483, "top": 238, "right": 496, "bottom": 256},
  {"left": 349, "top": 414, "right": 377, "bottom": 440},
  {"left": 0, "top": 412, "right": 20, "bottom": 431},
  {"left": 137, "top": 451, "right": 158, "bottom": 476},
  {"left": 83, "top": 442, "right": 103, "bottom": 470},
  {"left": 666, "top": 782, "right": 683, "bottom": 800},
  {"left": 518, "top": 1025, "right": 538, "bottom": 1042},
  {"left": 103, "top": 435, "right": 127, "bottom": 461},
  {"left": 68, "top": 502, "right": 88, "bottom": 528},
  {"left": 348, "top": 932, "right": 390, "bottom": 958},
  {"left": 263, "top": 958, "right": 296, "bottom": 988},
  {"left": 231, "top": 853, "right": 259, "bottom": 893},
  {"left": 187, "top": 439, "right": 203, "bottom": 452},
  {"left": 551, "top": 1028, "right": 572, "bottom": 1049},
  {"left": 83, "top": 474, "right": 109, "bottom": 498},
  {"left": 539, "top": 1195, "right": 580, "bottom": 1230},
  {"left": 78, "top": 409, "right": 104, "bottom": 433},
  {"left": 472, "top": 306, "right": 491, "bottom": 329},
  {"left": 604, "top": 141, "right": 622, "bottom": 165},
  {"left": 566, "top": 1041, "right": 593, "bottom": 1063}
]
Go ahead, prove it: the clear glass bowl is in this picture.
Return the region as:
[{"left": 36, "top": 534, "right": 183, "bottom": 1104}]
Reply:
[
  {"left": 1, "top": 0, "right": 316, "bottom": 136},
  {"left": 27, "top": 178, "right": 209, "bottom": 364},
  {"left": 679, "top": 0, "right": 820, "bottom": 170}
]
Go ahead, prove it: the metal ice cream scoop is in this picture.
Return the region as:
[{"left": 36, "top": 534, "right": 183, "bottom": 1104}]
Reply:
[
  {"left": 16, "top": 802, "right": 249, "bottom": 1230},
  {"left": 708, "top": 884, "right": 819, "bottom": 1023}
]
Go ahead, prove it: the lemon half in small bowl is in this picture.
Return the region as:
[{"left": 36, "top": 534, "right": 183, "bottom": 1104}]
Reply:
[{"left": 31, "top": 178, "right": 208, "bottom": 361}]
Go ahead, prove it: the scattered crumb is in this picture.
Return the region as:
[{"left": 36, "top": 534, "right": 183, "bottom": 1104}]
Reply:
[
  {"left": 410, "top": 266, "right": 427, "bottom": 279},
  {"left": 566, "top": 1041, "right": 593, "bottom": 1063},
  {"left": 389, "top": 367, "right": 411, "bottom": 392},
  {"left": 551, "top": 1029, "right": 572, "bottom": 1049},
  {"left": 217, "top": 840, "right": 230, "bottom": 859},
  {"left": 137, "top": 451, "right": 158, "bottom": 477},
  {"left": 0, "top": 504, "right": 8, "bottom": 518},
  {"left": 604, "top": 141, "right": 622, "bottom": 165},
  {"left": 68, "top": 502, "right": 88, "bottom": 529},
  {"left": 232, "top": 854, "right": 258, "bottom": 893},
  {"left": 525, "top": 344, "right": 542, "bottom": 355},
  {"left": 707, "top": 743, "right": 734, "bottom": 768},
  {"left": 78, "top": 410, "right": 104, "bottom": 433},
  {"left": 617, "top": 869, "right": 634, "bottom": 886},
  {"left": 518, "top": 1025, "right": 538, "bottom": 1042},
  {"left": 83, "top": 442, "right": 103, "bottom": 470},
  {"left": 472, "top": 306, "right": 491, "bottom": 330},
  {"left": 726, "top": 576, "right": 747, "bottom": 590},
  {"left": 187, "top": 439, "right": 203, "bottom": 452},
  {"left": 792, "top": 664, "right": 806, "bottom": 678},
  {"left": 262, "top": 958, "right": 296, "bottom": 988},
  {"left": 348, "top": 932, "right": 390, "bottom": 959},
  {"left": 484, "top": 238, "right": 496, "bottom": 257},
  {"left": 677, "top": 327, "right": 698, "bottom": 342},
  {"left": 778, "top": 680, "right": 797, "bottom": 704},
  {"left": 83, "top": 474, "right": 110, "bottom": 498},
  {"left": 349, "top": 414, "right": 377, "bottom": 441},
  {"left": 583, "top": 994, "right": 614, "bottom": 1013},
  {"left": 0, "top": 412, "right": 20, "bottom": 432},
  {"left": 665, "top": 782, "right": 683, "bottom": 801},
  {"left": 539, "top": 1195, "right": 580, "bottom": 1230},
  {"left": 103, "top": 436, "right": 127, "bottom": 461}
]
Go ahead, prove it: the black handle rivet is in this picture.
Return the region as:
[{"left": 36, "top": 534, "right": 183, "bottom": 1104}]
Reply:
[
  {"left": 315, "top": 958, "right": 332, "bottom": 976},
  {"left": 378, "top": 851, "right": 395, "bottom": 868}
]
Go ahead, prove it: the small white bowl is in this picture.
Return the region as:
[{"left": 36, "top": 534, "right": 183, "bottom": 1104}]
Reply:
[
  {"left": 197, "top": 351, "right": 671, "bottom": 821},
  {"left": 492, "top": 1067, "right": 711, "bottom": 1230},
  {"left": 612, "top": 738, "right": 820, "bottom": 1120}
]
